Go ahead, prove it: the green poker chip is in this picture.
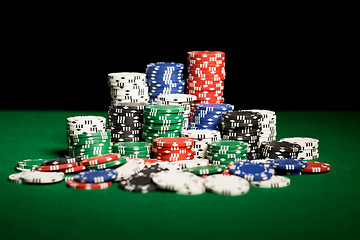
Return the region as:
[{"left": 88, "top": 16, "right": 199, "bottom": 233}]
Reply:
[
  {"left": 87, "top": 156, "right": 128, "bottom": 170},
  {"left": 144, "top": 105, "right": 184, "bottom": 114},
  {"left": 183, "top": 165, "right": 227, "bottom": 175},
  {"left": 142, "top": 124, "right": 182, "bottom": 131},
  {"left": 207, "top": 140, "right": 249, "bottom": 150}
]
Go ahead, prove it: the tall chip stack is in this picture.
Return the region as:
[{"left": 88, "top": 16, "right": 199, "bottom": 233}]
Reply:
[
  {"left": 186, "top": 51, "right": 225, "bottom": 116},
  {"left": 146, "top": 62, "right": 185, "bottom": 102},
  {"left": 220, "top": 111, "right": 262, "bottom": 160},
  {"left": 142, "top": 105, "right": 185, "bottom": 142},
  {"left": 154, "top": 94, "right": 196, "bottom": 129},
  {"left": 107, "top": 103, "right": 148, "bottom": 142},
  {"left": 67, "top": 116, "right": 111, "bottom": 159},
  {"left": 108, "top": 72, "right": 149, "bottom": 105}
]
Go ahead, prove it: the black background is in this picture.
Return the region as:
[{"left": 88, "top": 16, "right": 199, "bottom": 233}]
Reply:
[{"left": 2, "top": 12, "right": 356, "bottom": 111}]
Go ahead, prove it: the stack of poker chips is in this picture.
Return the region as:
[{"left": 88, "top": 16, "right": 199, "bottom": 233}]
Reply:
[
  {"left": 246, "top": 109, "right": 277, "bottom": 143},
  {"left": 190, "top": 103, "right": 234, "bottom": 130},
  {"left": 112, "top": 142, "right": 152, "bottom": 158},
  {"left": 107, "top": 103, "right": 148, "bottom": 142},
  {"left": 142, "top": 105, "right": 185, "bottom": 142},
  {"left": 146, "top": 62, "right": 185, "bottom": 101},
  {"left": 67, "top": 116, "right": 112, "bottom": 158},
  {"left": 152, "top": 137, "right": 194, "bottom": 161},
  {"left": 186, "top": 51, "right": 225, "bottom": 113},
  {"left": 220, "top": 111, "right": 262, "bottom": 160},
  {"left": 259, "top": 141, "right": 301, "bottom": 159},
  {"left": 206, "top": 140, "right": 249, "bottom": 165},
  {"left": 279, "top": 137, "right": 319, "bottom": 160},
  {"left": 181, "top": 129, "right": 221, "bottom": 159},
  {"left": 108, "top": 72, "right": 149, "bottom": 105},
  {"left": 154, "top": 94, "right": 197, "bottom": 129}
]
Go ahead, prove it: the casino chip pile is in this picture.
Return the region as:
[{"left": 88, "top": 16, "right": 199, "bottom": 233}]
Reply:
[
  {"left": 206, "top": 140, "right": 249, "bottom": 165},
  {"left": 152, "top": 137, "right": 194, "bottom": 161},
  {"left": 279, "top": 137, "right": 319, "bottom": 160},
  {"left": 220, "top": 111, "right": 262, "bottom": 160},
  {"left": 190, "top": 103, "right": 234, "bottom": 130},
  {"left": 142, "top": 105, "right": 185, "bottom": 142},
  {"left": 186, "top": 51, "right": 225, "bottom": 114},
  {"left": 108, "top": 72, "right": 149, "bottom": 105},
  {"left": 107, "top": 103, "right": 148, "bottom": 142},
  {"left": 67, "top": 116, "right": 111, "bottom": 158},
  {"left": 8, "top": 50, "right": 330, "bottom": 196},
  {"left": 146, "top": 62, "right": 185, "bottom": 101},
  {"left": 181, "top": 129, "right": 221, "bottom": 159},
  {"left": 259, "top": 141, "right": 301, "bottom": 159},
  {"left": 154, "top": 94, "right": 196, "bottom": 129},
  {"left": 112, "top": 142, "right": 152, "bottom": 158}
]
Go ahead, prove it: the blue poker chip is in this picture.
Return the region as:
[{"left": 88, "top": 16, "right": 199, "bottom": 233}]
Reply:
[
  {"left": 74, "top": 169, "right": 118, "bottom": 183},
  {"left": 193, "top": 110, "right": 224, "bottom": 117},
  {"left": 149, "top": 85, "right": 184, "bottom": 91},
  {"left": 147, "top": 62, "right": 184, "bottom": 70},
  {"left": 193, "top": 114, "right": 222, "bottom": 122},
  {"left": 268, "top": 158, "right": 308, "bottom": 170},
  {"left": 148, "top": 82, "right": 185, "bottom": 88},
  {"left": 195, "top": 103, "right": 234, "bottom": 111},
  {"left": 229, "top": 161, "right": 275, "bottom": 181}
]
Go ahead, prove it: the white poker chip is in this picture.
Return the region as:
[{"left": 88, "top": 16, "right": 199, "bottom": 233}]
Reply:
[
  {"left": 250, "top": 175, "right": 290, "bottom": 188},
  {"left": 203, "top": 174, "right": 250, "bottom": 196},
  {"left": 8, "top": 173, "right": 25, "bottom": 184},
  {"left": 172, "top": 159, "right": 209, "bottom": 169},
  {"left": 113, "top": 158, "right": 145, "bottom": 181},
  {"left": 152, "top": 171, "right": 205, "bottom": 195},
  {"left": 18, "top": 171, "right": 64, "bottom": 184}
]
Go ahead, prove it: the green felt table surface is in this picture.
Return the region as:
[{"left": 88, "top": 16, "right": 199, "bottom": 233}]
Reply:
[{"left": 1, "top": 110, "right": 359, "bottom": 240}]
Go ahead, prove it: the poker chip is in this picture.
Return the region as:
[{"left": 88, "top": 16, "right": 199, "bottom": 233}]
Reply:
[
  {"left": 153, "top": 137, "right": 194, "bottom": 148},
  {"left": 183, "top": 164, "right": 227, "bottom": 176},
  {"left": 279, "top": 137, "right": 319, "bottom": 160},
  {"left": 74, "top": 169, "right": 118, "bottom": 183},
  {"left": 108, "top": 72, "right": 149, "bottom": 104},
  {"left": 79, "top": 153, "right": 121, "bottom": 166},
  {"left": 9, "top": 171, "right": 65, "bottom": 184},
  {"left": 86, "top": 156, "right": 128, "bottom": 170},
  {"left": 230, "top": 161, "right": 274, "bottom": 181},
  {"left": 301, "top": 161, "right": 330, "bottom": 173},
  {"left": 203, "top": 175, "right": 250, "bottom": 196},
  {"left": 113, "top": 158, "right": 146, "bottom": 181},
  {"left": 67, "top": 180, "right": 112, "bottom": 190},
  {"left": 269, "top": 158, "right": 308, "bottom": 170},
  {"left": 206, "top": 140, "right": 249, "bottom": 165},
  {"left": 112, "top": 141, "right": 152, "bottom": 157},
  {"left": 152, "top": 171, "right": 205, "bottom": 195},
  {"left": 146, "top": 62, "right": 185, "bottom": 101},
  {"left": 40, "top": 157, "right": 83, "bottom": 165},
  {"left": 35, "top": 162, "right": 79, "bottom": 172},
  {"left": 251, "top": 175, "right": 290, "bottom": 188}
]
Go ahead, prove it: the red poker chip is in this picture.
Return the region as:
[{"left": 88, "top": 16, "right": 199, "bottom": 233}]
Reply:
[
  {"left": 187, "top": 75, "right": 224, "bottom": 81},
  {"left": 153, "top": 137, "right": 194, "bottom": 148},
  {"left": 152, "top": 147, "right": 194, "bottom": 155},
  {"left": 188, "top": 63, "right": 225, "bottom": 69},
  {"left": 79, "top": 153, "right": 120, "bottom": 166},
  {"left": 152, "top": 145, "right": 193, "bottom": 152},
  {"left": 188, "top": 70, "right": 225, "bottom": 77},
  {"left": 188, "top": 59, "right": 225, "bottom": 66},
  {"left": 187, "top": 51, "right": 225, "bottom": 58},
  {"left": 138, "top": 158, "right": 166, "bottom": 165},
  {"left": 301, "top": 161, "right": 331, "bottom": 173},
  {"left": 66, "top": 180, "right": 112, "bottom": 190},
  {"left": 188, "top": 66, "right": 225, "bottom": 73},
  {"left": 153, "top": 150, "right": 195, "bottom": 158},
  {"left": 187, "top": 89, "right": 224, "bottom": 95},
  {"left": 154, "top": 155, "right": 194, "bottom": 161},
  {"left": 62, "top": 165, "right": 86, "bottom": 174},
  {"left": 35, "top": 162, "right": 78, "bottom": 171}
]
